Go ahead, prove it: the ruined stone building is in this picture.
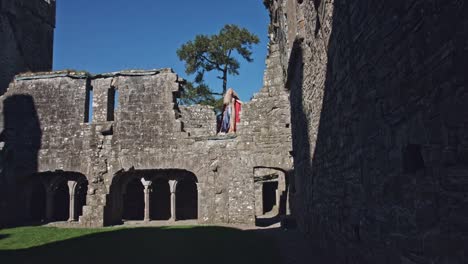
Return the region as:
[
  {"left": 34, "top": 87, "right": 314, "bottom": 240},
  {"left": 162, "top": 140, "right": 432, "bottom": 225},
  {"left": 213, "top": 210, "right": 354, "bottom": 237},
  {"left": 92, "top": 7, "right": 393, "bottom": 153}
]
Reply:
[
  {"left": 0, "top": 48, "right": 292, "bottom": 226},
  {"left": 264, "top": 0, "right": 468, "bottom": 263},
  {"left": 0, "top": 0, "right": 56, "bottom": 95},
  {"left": 1, "top": 0, "right": 468, "bottom": 263}
]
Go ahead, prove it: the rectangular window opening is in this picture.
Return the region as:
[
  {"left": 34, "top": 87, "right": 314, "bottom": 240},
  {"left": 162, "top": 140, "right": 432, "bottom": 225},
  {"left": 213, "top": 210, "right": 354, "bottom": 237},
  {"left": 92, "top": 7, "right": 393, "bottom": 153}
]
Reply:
[
  {"left": 107, "top": 87, "right": 118, "bottom": 121},
  {"left": 84, "top": 86, "right": 93, "bottom": 123}
]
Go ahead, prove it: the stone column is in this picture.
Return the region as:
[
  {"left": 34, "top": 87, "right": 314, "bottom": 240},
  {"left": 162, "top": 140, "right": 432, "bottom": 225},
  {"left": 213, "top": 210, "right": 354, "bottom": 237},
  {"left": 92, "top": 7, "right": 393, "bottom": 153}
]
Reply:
[
  {"left": 196, "top": 183, "right": 200, "bottom": 221},
  {"left": 45, "top": 188, "right": 54, "bottom": 221},
  {"left": 67, "top": 181, "right": 78, "bottom": 222},
  {"left": 141, "top": 178, "right": 152, "bottom": 222},
  {"left": 169, "top": 180, "right": 177, "bottom": 222}
]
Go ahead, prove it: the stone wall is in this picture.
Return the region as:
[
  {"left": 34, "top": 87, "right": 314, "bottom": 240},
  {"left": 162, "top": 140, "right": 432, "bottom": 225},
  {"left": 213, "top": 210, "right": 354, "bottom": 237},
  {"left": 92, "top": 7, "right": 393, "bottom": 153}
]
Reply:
[
  {"left": 265, "top": 0, "right": 468, "bottom": 263},
  {"left": 179, "top": 105, "right": 216, "bottom": 137},
  {"left": 0, "top": 64, "right": 293, "bottom": 227},
  {"left": 0, "top": 0, "right": 55, "bottom": 95}
]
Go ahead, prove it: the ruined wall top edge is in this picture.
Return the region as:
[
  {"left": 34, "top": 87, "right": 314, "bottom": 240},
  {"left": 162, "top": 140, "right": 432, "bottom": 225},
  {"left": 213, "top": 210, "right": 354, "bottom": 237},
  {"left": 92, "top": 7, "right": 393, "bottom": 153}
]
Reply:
[{"left": 13, "top": 68, "right": 177, "bottom": 82}]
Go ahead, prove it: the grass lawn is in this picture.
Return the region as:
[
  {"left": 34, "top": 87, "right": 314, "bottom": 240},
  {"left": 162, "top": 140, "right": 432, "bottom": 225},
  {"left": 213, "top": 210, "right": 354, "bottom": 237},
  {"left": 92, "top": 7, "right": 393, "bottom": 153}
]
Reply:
[{"left": 0, "top": 225, "right": 282, "bottom": 264}]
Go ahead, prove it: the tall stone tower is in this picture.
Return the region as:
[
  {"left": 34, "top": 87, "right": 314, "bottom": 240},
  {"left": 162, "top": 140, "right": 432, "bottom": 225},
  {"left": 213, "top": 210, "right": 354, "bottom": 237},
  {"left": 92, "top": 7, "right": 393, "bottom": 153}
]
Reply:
[{"left": 0, "top": 0, "right": 56, "bottom": 95}]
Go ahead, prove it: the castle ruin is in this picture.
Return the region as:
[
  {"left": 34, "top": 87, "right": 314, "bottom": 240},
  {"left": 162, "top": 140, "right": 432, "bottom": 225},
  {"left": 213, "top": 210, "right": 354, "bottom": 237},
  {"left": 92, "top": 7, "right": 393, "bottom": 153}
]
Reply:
[
  {"left": 1, "top": 0, "right": 468, "bottom": 263},
  {"left": 0, "top": 50, "right": 292, "bottom": 227}
]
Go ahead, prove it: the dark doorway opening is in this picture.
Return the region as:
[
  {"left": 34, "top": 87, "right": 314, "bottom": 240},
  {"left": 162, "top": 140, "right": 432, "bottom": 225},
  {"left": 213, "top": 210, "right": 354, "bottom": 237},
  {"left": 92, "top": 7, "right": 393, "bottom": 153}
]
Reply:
[
  {"left": 29, "top": 179, "right": 46, "bottom": 223},
  {"left": 75, "top": 181, "right": 88, "bottom": 220},
  {"left": 262, "top": 182, "right": 278, "bottom": 214},
  {"left": 176, "top": 179, "right": 197, "bottom": 220},
  {"left": 123, "top": 178, "right": 144, "bottom": 221},
  {"left": 53, "top": 181, "right": 69, "bottom": 221},
  {"left": 151, "top": 178, "right": 171, "bottom": 220}
]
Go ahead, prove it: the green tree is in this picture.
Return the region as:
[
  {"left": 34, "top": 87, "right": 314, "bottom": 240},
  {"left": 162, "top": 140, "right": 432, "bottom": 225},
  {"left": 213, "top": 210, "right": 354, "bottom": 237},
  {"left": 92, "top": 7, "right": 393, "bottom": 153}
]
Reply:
[
  {"left": 178, "top": 82, "right": 216, "bottom": 106},
  {"left": 177, "top": 24, "right": 260, "bottom": 106}
]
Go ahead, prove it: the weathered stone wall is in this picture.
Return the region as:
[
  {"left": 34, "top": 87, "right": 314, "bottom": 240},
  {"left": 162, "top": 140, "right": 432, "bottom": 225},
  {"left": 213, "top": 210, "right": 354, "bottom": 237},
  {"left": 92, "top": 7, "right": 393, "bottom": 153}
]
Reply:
[
  {"left": 265, "top": 0, "right": 468, "bottom": 263},
  {"left": 179, "top": 105, "right": 216, "bottom": 137},
  {"left": 0, "top": 63, "right": 293, "bottom": 227},
  {"left": 0, "top": 0, "right": 55, "bottom": 95}
]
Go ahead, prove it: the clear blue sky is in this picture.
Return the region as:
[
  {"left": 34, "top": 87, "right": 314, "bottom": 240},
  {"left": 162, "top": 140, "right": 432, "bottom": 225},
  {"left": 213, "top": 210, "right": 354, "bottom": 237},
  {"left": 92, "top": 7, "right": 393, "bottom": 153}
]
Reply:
[{"left": 53, "top": 0, "right": 270, "bottom": 101}]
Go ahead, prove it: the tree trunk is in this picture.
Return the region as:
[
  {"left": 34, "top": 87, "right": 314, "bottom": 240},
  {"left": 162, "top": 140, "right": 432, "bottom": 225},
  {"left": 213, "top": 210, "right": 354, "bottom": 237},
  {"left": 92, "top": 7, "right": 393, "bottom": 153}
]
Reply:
[{"left": 222, "top": 66, "right": 228, "bottom": 95}]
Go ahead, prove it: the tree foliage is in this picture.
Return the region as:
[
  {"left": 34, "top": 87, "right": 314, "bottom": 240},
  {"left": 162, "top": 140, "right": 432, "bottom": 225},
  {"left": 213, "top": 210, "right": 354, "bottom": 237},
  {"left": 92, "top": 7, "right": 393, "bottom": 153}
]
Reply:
[{"left": 177, "top": 24, "right": 259, "bottom": 109}]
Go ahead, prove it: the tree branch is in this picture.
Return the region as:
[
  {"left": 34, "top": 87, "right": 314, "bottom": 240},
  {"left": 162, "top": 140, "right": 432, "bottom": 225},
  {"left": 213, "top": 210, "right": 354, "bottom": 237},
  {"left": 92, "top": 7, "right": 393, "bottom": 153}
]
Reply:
[{"left": 201, "top": 55, "right": 223, "bottom": 71}]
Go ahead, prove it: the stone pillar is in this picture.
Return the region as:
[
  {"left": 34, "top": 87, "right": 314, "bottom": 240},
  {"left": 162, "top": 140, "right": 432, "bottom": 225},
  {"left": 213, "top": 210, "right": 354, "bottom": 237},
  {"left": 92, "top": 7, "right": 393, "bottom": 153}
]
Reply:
[
  {"left": 141, "top": 178, "right": 152, "bottom": 222},
  {"left": 169, "top": 180, "right": 177, "bottom": 221},
  {"left": 67, "top": 181, "right": 78, "bottom": 222},
  {"left": 196, "top": 183, "right": 200, "bottom": 221},
  {"left": 45, "top": 189, "right": 54, "bottom": 221}
]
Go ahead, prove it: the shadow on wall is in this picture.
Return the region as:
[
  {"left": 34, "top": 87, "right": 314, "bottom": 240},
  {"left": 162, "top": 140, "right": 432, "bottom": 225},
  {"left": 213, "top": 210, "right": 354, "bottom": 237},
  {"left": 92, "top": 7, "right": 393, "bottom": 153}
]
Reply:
[
  {"left": 0, "top": 94, "right": 42, "bottom": 225},
  {"left": 290, "top": 0, "right": 468, "bottom": 263},
  {"left": 286, "top": 38, "right": 306, "bottom": 226}
]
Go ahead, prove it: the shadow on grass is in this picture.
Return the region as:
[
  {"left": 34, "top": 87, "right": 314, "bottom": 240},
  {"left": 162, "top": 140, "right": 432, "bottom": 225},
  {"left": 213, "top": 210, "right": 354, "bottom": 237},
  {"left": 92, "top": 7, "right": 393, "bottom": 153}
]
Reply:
[
  {"left": 0, "top": 226, "right": 282, "bottom": 264},
  {"left": 0, "top": 234, "right": 10, "bottom": 240}
]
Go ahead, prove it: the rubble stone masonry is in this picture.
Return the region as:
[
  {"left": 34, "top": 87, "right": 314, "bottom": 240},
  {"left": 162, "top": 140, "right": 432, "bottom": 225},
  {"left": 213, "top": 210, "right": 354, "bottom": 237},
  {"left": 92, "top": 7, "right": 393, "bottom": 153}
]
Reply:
[
  {"left": 264, "top": 0, "right": 468, "bottom": 263},
  {"left": 0, "top": 57, "right": 292, "bottom": 227}
]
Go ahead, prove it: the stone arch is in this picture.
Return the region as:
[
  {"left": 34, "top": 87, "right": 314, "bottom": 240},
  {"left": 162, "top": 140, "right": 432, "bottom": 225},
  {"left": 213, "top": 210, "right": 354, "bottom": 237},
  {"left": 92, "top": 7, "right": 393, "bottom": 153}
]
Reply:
[
  {"left": 106, "top": 168, "right": 199, "bottom": 225},
  {"left": 28, "top": 171, "right": 88, "bottom": 223}
]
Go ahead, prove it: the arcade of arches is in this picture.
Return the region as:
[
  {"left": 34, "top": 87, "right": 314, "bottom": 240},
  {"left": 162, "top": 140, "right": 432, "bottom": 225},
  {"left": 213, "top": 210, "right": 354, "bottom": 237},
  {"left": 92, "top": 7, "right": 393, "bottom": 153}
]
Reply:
[
  {"left": 25, "top": 170, "right": 199, "bottom": 225},
  {"left": 109, "top": 169, "right": 199, "bottom": 224},
  {"left": 26, "top": 172, "right": 88, "bottom": 223}
]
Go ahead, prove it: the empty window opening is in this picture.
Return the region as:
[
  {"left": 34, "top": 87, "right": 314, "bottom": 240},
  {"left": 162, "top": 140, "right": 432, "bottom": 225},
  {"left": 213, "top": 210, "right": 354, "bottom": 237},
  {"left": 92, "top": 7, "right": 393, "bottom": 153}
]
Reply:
[
  {"left": 29, "top": 180, "right": 46, "bottom": 223},
  {"left": 53, "top": 181, "right": 70, "bottom": 221},
  {"left": 107, "top": 87, "right": 118, "bottom": 121},
  {"left": 150, "top": 178, "right": 171, "bottom": 220},
  {"left": 84, "top": 86, "right": 93, "bottom": 123},
  {"left": 176, "top": 179, "right": 198, "bottom": 220},
  {"left": 75, "top": 181, "right": 88, "bottom": 219},
  {"left": 262, "top": 182, "right": 278, "bottom": 214},
  {"left": 123, "top": 178, "right": 144, "bottom": 221},
  {"left": 403, "top": 144, "right": 425, "bottom": 173}
]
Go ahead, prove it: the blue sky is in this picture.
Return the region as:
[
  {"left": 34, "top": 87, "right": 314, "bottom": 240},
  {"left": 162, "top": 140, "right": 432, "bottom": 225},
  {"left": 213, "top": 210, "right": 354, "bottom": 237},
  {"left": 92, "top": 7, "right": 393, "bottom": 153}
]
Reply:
[{"left": 53, "top": 0, "right": 270, "bottom": 101}]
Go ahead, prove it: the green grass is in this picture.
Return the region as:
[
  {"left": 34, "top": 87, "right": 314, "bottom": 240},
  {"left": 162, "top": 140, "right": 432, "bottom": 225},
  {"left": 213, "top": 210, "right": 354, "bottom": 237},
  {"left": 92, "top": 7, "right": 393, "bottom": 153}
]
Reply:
[{"left": 0, "top": 226, "right": 282, "bottom": 264}]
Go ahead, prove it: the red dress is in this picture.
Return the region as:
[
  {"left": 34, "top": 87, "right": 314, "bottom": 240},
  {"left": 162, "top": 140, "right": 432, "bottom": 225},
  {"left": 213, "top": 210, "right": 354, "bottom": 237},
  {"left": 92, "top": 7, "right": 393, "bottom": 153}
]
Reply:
[{"left": 233, "top": 99, "right": 242, "bottom": 131}]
